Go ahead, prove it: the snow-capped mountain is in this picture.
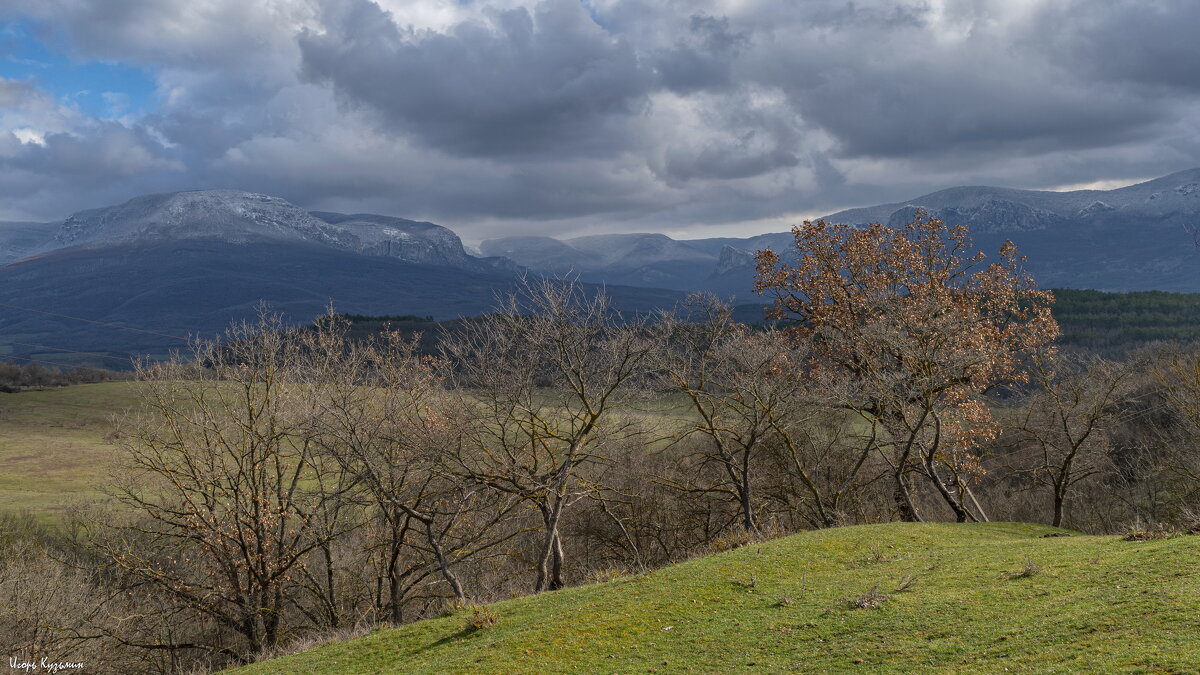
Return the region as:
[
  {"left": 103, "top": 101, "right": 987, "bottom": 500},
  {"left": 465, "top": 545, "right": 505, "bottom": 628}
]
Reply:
[
  {"left": 0, "top": 189, "right": 679, "bottom": 364},
  {"left": 39, "top": 189, "right": 483, "bottom": 270}
]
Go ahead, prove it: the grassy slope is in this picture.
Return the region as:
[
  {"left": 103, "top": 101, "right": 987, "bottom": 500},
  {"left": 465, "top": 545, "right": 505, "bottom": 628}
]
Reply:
[
  {"left": 235, "top": 523, "right": 1200, "bottom": 674},
  {"left": 0, "top": 382, "right": 132, "bottom": 519}
]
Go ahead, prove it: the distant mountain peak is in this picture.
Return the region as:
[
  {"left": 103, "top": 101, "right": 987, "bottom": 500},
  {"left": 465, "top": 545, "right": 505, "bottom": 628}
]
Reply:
[
  {"left": 42, "top": 189, "right": 480, "bottom": 269},
  {"left": 55, "top": 189, "right": 341, "bottom": 248}
]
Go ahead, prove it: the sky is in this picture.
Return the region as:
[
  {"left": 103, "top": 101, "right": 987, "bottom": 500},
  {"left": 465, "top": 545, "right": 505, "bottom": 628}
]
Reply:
[{"left": 0, "top": 0, "right": 1199, "bottom": 240}]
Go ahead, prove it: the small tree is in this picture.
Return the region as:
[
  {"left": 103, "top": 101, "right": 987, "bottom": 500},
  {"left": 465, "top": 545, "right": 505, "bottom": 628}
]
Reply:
[
  {"left": 1012, "top": 353, "right": 1133, "bottom": 527},
  {"left": 755, "top": 211, "right": 1059, "bottom": 522},
  {"left": 655, "top": 295, "right": 798, "bottom": 532},
  {"left": 311, "top": 327, "right": 516, "bottom": 621},
  {"left": 656, "top": 295, "right": 882, "bottom": 531},
  {"left": 1155, "top": 347, "right": 1200, "bottom": 516}
]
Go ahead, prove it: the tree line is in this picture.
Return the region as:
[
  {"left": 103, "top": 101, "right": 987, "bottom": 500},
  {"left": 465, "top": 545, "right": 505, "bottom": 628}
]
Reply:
[{"left": 5, "top": 212, "right": 1200, "bottom": 673}]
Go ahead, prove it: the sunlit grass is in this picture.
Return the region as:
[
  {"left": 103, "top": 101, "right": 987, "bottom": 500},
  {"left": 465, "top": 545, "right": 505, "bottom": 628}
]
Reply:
[{"left": 233, "top": 522, "right": 1200, "bottom": 674}]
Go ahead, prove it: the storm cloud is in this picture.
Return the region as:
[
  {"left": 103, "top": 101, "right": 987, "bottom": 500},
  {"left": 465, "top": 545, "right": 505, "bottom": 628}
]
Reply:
[{"left": 1, "top": 0, "right": 1199, "bottom": 238}]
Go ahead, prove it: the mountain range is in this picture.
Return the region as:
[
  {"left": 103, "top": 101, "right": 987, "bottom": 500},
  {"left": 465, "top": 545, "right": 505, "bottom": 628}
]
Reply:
[
  {"left": 2, "top": 169, "right": 1200, "bottom": 366},
  {"left": 482, "top": 168, "right": 1200, "bottom": 296}
]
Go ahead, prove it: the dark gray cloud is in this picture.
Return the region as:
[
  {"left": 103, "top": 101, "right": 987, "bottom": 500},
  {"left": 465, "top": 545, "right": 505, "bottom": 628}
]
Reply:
[
  {"left": 299, "top": 0, "right": 653, "bottom": 158},
  {"left": 1031, "top": 1, "right": 1200, "bottom": 94},
  {"left": 0, "top": 0, "right": 1199, "bottom": 239}
]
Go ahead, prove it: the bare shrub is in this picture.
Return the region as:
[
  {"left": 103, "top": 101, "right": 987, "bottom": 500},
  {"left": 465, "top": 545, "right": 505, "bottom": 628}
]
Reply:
[
  {"left": 841, "top": 585, "right": 889, "bottom": 610},
  {"left": 1009, "top": 557, "right": 1040, "bottom": 579}
]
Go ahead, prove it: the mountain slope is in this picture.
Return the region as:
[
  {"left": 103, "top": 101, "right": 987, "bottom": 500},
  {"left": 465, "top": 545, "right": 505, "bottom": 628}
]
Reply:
[
  {"left": 825, "top": 168, "right": 1200, "bottom": 229},
  {"left": 0, "top": 220, "right": 56, "bottom": 264},
  {"left": 0, "top": 240, "right": 681, "bottom": 363},
  {"left": 234, "top": 523, "right": 1200, "bottom": 674},
  {"left": 44, "top": 190, "right": 485, "bottom": 270},
  {"left": 0, "top": 189, "right": 687, "bottom": 364},
  {"left": 482, "top": 169, "right": 1200, "bottom": 296}
]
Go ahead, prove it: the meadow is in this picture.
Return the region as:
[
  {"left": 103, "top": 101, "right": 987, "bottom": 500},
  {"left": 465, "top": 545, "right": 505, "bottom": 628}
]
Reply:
[{"left": 0, "top": 382, "right": 133, "bottom": 520}]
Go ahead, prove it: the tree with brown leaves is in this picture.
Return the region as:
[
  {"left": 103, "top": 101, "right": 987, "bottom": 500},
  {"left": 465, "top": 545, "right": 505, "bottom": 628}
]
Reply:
[{"left": 755, "top": 211, "right": 1059, "bottom": 522}]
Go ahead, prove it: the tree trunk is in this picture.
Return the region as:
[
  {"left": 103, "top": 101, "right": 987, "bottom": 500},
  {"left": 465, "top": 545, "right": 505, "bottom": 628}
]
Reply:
[
  {"left": 549, "top": 532, "right": 565, "bottom": 591},
  {"left": 963, "top": 484, "right": 990, "bottom": 523},
  {"left": 893, "top": 468, "right": 922, "bottom": 522},
  {"left": 387, "top": 531, "right": 405, "bottom": 625},
  {"left": 535, "top": 502, "right": 561, "bottom": 592},
  {"left": 424, "top": 518, "right": 467, "bottom": 601},
  {"left": 1052, "top": 481, "right": 1067, "bottom": 528},
  {"left": 924, "top": 455, "right": 973, "bottom": 523},
  {"left": 739, "top": 474, "right": 757, "bottom": 532}
]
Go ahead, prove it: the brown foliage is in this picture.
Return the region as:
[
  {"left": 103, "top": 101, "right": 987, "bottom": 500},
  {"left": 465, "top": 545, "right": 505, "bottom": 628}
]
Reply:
[{"left": 755, "top": 211, "right": 1059, "bottom": 522}]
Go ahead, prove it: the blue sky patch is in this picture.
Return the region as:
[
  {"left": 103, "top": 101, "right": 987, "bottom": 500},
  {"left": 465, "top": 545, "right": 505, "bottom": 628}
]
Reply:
[{"left": 0, "top": 20, "right": 158, "bottom": 119}]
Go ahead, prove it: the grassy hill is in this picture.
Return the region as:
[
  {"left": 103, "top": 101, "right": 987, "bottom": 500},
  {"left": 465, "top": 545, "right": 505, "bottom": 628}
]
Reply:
[{"left": 233, "top": 523, "right": 1200, "bottom": 674}]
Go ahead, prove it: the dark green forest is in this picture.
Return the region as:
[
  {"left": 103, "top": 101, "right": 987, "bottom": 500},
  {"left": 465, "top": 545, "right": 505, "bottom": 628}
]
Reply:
[{"left": 1050, "top": 289, "right": 1200, "bottom": 353}]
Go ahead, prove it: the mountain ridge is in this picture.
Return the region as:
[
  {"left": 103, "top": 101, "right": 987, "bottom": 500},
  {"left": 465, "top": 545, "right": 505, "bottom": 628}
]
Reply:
[
  {"left": 481, "top": 169, "right": 1200, "bottom": 296},
  {"left": 4, "top": 170, "right": 1200, "bottom": 367}
]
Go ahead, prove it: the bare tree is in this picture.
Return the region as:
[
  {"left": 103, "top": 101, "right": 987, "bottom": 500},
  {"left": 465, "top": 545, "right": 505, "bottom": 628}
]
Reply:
[
  {"left": 310, "top": 327, "right": 517, "bottom": 620},
  {"left": 96, "top": 310, "right": 350, "bottom": 660},
  {"left": 1154, "top": 347, "right": 1200, "bottom": 512},
  {"left": 441, "top": 278, "right": 654, "bottom": 592},
  {"left": 764, "top": 382, "right": 887, "bottom": 529},
  {"left": 656, "top": 294, "right": 814, "bottom": 531},
  {"left": 1011, "top": 352, "right": 1134, "bottom": 527}
]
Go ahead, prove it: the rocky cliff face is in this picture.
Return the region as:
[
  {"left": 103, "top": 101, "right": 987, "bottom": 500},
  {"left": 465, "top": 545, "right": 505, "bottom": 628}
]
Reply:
[{"left": 714, "top": 245, "right": 755, "bottom": 276}]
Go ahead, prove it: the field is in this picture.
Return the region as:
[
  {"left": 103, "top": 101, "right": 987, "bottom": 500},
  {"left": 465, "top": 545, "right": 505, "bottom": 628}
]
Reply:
[
  {"left": 234, "top": 522, "right": 1200, "bottom": 674},
  {"left": 0, "top": 382, "right": 135, "bottom": 520},
  {"left": 0, "top": 382, "right": 694, "bottom": 522}
]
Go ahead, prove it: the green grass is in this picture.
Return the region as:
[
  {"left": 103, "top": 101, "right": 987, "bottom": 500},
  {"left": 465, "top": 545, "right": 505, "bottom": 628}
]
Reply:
[
  {"left": 0, "top": 382, "right": 136, "bottom": 520},
  {"left": 234, "top": 523, "right": 1200, "bottom": 674}
]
